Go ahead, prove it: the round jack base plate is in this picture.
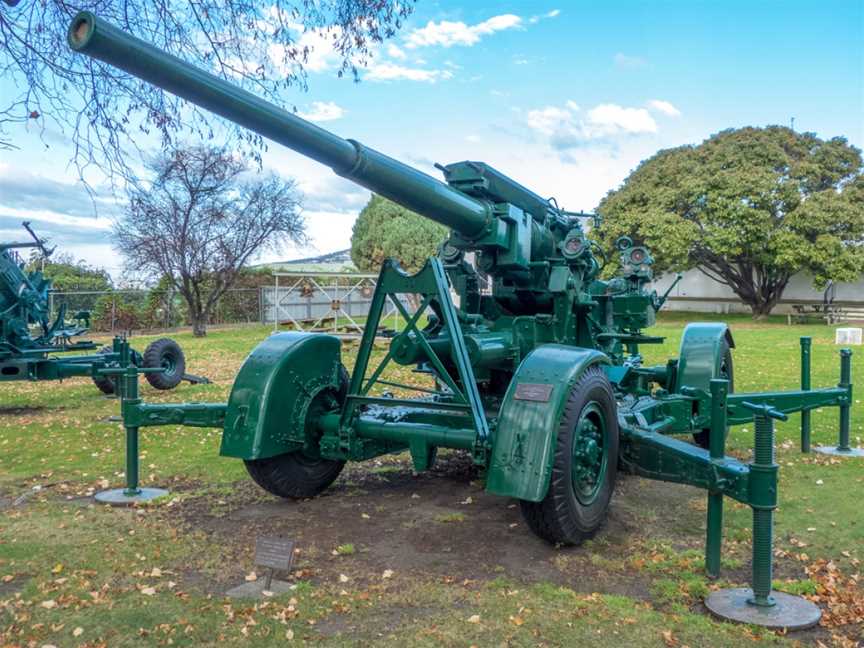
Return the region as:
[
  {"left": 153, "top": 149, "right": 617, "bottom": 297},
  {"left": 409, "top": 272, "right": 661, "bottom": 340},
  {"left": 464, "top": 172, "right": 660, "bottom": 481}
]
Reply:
[
  {"left": 95, "top": 488, "right": 169, "bottom": 507},
  {"left": 705, "top": 588, "right": 821, "bottom": 630},
  {"left": 813, "top": 445, "right": 864, "bottom": 457}
]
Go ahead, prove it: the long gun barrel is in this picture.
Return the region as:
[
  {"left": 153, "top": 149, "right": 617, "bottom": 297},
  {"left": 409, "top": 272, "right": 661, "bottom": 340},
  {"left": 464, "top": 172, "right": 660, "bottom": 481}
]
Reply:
[{"left": 67, "top": 12, "right": 490, "bottom": 239}]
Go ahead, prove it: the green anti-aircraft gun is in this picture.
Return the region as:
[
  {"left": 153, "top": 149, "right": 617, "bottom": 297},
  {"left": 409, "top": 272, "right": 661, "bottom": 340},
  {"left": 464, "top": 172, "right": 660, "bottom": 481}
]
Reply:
[
  {"left": 0, "top": 221, "right": 203, "bottom": 394},
  {"left": 68, "top": 13, "right": 857, "bottom": 628}
]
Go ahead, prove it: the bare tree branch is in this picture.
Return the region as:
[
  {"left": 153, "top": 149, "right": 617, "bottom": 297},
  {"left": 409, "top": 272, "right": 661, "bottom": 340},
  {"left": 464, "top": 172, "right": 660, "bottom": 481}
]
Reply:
[
  {"left": 114, "top": 145, "right": 305, "bottom": 336},
  {"left": 0, "top": 0, "right": 414, "bottom": 182}
]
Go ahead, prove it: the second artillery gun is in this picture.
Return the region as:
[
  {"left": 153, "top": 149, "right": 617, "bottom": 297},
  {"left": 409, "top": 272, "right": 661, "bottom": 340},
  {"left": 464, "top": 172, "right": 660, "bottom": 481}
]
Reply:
[
  {"left": 67, "top": 12, "right": 857, "bottom": 628},
  {"left": 0, "top": 222, "right": 205, "bottom": 395}
]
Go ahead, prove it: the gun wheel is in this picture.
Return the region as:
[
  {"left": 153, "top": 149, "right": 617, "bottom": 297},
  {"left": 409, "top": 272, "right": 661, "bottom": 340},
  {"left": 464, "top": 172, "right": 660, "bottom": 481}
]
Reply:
[
  {"left": 143, "top": 338, "right": 185, "bottom": 390},
  {"left": 244, "top": 364, "right": 349, "bottom": 499},
  {"left": 91, "top": 345, "right": 117, "bottom": 395},
  {"left": 520, "top": 366, "right": 619, "bottom": 545},
  {"left": 244, "top": 453, "right": 346, "bottom": 499},
  {"left": 692, "top": 344, "right": 734, "bottom": 449}
]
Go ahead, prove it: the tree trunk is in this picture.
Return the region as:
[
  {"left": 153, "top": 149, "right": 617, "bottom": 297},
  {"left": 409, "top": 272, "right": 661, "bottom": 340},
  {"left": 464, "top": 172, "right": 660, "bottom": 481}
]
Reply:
[
  {"left": 696, "top": 262, "right": 788, "bottom": 321},
  {"left": 191, "top": 313, "right": 208, "bottom": 337},
  {"left": 749, "top": 301, "right": 774, "bottom": 320}
]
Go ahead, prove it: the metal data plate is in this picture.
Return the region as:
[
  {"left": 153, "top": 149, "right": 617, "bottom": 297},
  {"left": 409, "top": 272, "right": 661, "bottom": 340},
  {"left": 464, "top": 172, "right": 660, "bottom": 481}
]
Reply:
[
  {"left": 513, "top": 383, "right": 553, "bottom": 403},
  {"left": 254, "top": 536, "right": 295, "bottom": 572}
]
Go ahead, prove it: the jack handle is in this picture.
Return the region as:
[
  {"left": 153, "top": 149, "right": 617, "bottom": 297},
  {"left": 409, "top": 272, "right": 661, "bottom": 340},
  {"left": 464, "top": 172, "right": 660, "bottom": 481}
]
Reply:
[
  {"left": 740, "top": 401, "right": 789, "bottom": 422},
  {"left": 654, "top": 273, "right": 683, "bottom": 311}
]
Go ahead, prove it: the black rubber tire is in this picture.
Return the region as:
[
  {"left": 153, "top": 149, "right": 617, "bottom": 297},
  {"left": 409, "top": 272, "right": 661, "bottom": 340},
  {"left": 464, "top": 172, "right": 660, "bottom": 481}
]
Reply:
[
  {"left": 243, "top": 363, "right": 350, "bottom": 499},
  {"left": 142, "top": 338, "right": 185, "bottom": 390},
  {"left": 244, "top": 453, "right": 346, "bottom": 499},
  {"left": 91, "top": 345, "right": 117, "bottom": 395},
  {"left": 692, "top": 344, "right": 734, "bottom": 449},
  {"left": 520, "top": 366, "right": 619, "bottom": 546}
]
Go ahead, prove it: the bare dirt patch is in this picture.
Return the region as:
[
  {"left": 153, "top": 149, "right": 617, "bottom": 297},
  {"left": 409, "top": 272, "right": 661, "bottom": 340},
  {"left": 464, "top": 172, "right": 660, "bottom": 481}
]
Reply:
[
  {"left": 154, "top": 451, "right": 802, "bottom": 604},
  {"left": 0, "top": 405, "right": 47, "bottom": 416}
]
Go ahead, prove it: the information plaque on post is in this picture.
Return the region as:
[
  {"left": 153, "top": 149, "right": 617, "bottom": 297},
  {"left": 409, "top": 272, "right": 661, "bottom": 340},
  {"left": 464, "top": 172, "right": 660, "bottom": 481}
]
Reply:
[{"left": 255, "top": 536, "right": 296, "bottom": 591}]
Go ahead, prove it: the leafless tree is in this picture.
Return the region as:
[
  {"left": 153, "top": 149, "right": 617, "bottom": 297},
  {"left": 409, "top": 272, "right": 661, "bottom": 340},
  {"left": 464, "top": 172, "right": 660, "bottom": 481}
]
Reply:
[
  {"left": 115, "top": 145, "right": 304, "bottom": 336},
  {"left": 0, "top": 0, "right": 414, "bottom": 180}
]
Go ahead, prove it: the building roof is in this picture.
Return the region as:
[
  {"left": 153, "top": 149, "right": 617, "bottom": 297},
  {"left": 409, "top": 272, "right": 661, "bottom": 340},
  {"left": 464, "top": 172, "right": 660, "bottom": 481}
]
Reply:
[{"left": 254, "top": 249, "right": 357, "bottom": 273}]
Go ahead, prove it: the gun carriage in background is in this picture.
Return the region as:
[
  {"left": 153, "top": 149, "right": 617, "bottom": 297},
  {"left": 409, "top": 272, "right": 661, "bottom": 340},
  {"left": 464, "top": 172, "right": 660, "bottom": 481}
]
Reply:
[
  {"left": 0, "top": 221, "right": 203, "bottom": 394},
  {"left": 66, "top": 12, "right": 857, "bottom": 628}
]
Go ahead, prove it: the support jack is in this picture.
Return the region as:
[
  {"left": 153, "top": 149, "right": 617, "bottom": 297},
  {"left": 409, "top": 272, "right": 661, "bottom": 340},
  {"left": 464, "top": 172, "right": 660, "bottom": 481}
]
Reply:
[
  {"left": 813, "top": 350, "right": 862, "bottom": 457},
  {"left": 705, "top": 401, "right": 821, "bottom": 630},
  {"left": 94, "top": 340, "right": 170, "bottom": 507}
]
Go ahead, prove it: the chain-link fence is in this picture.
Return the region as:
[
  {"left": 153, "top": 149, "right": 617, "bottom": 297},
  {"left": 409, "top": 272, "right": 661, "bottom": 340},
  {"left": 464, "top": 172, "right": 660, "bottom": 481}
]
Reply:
[
  {"left": 46, "top": 272, "right": 405, "bottom": 335},
  {"left": 48, "top": 288, "right": 263, "bottom": 333}
]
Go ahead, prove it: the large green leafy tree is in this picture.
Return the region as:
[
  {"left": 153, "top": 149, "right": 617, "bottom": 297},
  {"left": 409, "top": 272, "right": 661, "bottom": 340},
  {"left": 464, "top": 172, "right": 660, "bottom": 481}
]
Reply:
[
  {"left": 29, "top": 253, "right": 112, "bottom": 292},
  {"left": 25, "top": 252, "right": 113, "bottom": 319},
  {"left": 350, "top": 194, "right": 448, "bottom": 274},
  {"left": 596, "top": 127, "right": 864, "bottom": 317}
]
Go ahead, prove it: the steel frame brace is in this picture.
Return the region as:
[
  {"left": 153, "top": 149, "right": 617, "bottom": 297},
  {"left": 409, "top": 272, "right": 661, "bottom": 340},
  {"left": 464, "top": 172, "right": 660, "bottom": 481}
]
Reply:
[
  {"left": 619, "top": 426, "right": 752, "bottom": 504},
  {"left": 121, "top": 400, "right": 227, "bottom": 428}
]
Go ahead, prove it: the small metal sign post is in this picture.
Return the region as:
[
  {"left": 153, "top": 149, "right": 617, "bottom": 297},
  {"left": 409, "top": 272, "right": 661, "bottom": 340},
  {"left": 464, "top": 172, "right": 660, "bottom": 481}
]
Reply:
[{"left": 255, "top": 536, "right": 296, "bottom": 590}]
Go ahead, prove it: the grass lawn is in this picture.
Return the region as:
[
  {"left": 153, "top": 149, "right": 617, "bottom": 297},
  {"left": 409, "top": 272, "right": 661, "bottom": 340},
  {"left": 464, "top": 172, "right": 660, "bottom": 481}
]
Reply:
[{"left": 0, "top": 315, "right": 861, "bottom": 646}]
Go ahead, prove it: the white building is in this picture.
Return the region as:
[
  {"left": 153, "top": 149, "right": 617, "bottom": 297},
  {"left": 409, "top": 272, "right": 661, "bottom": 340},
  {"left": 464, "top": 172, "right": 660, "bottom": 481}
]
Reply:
[{"left": 653, "top": 270, "right": 863, "bottom": 315}]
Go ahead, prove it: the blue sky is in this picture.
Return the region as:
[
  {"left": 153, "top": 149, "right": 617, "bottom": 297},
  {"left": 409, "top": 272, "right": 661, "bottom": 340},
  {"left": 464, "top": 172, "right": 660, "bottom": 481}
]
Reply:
[{"left": 0, "top": 0, "right": 862, "bottom": 281}]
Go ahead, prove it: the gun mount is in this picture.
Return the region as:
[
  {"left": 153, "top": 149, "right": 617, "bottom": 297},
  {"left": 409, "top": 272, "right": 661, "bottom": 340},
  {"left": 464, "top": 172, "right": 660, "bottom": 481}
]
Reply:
[
  {"left": 0, "top": 222, "right": 206, "bottom": 394},
  {"left": 67, "top": 12, "right": 852, "bottom": 628}
]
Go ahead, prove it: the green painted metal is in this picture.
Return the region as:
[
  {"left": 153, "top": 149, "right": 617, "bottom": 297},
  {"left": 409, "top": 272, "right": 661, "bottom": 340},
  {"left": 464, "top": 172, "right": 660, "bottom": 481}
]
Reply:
[
  {"left": 0, "top": 222, "right": 201, "bottom": 397},
  {"left": 619, "top": 424, "right": 751, "bottom": 504},
  {"left": 726, "top": 387, "right": 849, "bottom": 424},
  {"left": 337, "top": 258, "right": 489, "bottom": 467},
  {"left": 70, "top": 14, "right": 857, "bottom": 620},
  {"left": 220, "top": 332, "right": 343, "bottom": 460},
  {"left": 486, "top": 345, "right": 608, "bottom": 501},
  {"left": 815, "top": 348, "right": 864, "bottom": 457},
  {"left": 705, "top": 378, "right": 728, "bottom": 578},
  {"left": 703, "top": 400, "right": 817, "bottom": 628},
  {"left": 837, "top": 349, "right": 853, "bottom": 451},
  {"left": 0, "top": 223, "right": 97, "bottom": 378},
  {"left": 121, "top": 342, "right": 140, "bottom": 496},
  {"left": 800, "top": 337, "right": 812, "bottom": 452},
  {"left": 674, "top": 323, "right": 734, "bottom": 395},
  {"left": 745, "top": 405, "right": 783, "bottom": 607},
  {"left": 67, "top": 12, "right": 490, "bottom": 240},
  {"left": 95, "top": 339, "right": 171, "bottom": 505},
  {"left": 571, "top": 401, "right": 609, "bottom": 505},
  {"left": 122, "top": 402, "right": 227, "bottom": 428}
]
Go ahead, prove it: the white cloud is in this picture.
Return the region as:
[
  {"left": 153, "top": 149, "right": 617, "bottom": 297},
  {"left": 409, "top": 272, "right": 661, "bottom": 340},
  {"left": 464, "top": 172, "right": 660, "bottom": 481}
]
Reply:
[
  {"left": 527, "top": 106, "right": 575, "bottom": 136},
  {"left": 297, "top": 101, "right": 345, "bottom": 122},
  {"left": 268, "top": 30, "right": 341, "bottom": 75},
  {"left": 529, "top": 9, "right": 561, "bottom": 24},
  {"left": 647, "top": 99, "right": 682, "bottom": 117},
  {"left": 405, "top": 14, "right": 522, "bottom": 49},
  {"left": 387, "top": 44, "right": 407, "bottom": 60},
  {"left": 365, "top": 62, "right": 453, "bottom": 83},
  {"left": 586, "top": 104, "right": 657, "bottom": 136},
  {"left": 526, "top": 101, "right": 658, "bottom": 149},
  {"left": 613, "top": 52, "right": 649, "bottom": 69},
  {"left": 465, "top": 134, "right": 481, "bottom": 143},
  {"left": 0, "top": 205, "right": 112, "bottom": 231},
  {"left": 269, "top": 23, "right": 453, "bottom": 84}
]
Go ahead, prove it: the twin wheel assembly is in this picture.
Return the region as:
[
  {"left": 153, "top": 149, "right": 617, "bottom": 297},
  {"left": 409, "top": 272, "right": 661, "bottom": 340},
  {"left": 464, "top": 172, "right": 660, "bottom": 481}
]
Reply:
[{"left": 237, "top": 342, "right": 620, "bottom": 547}]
